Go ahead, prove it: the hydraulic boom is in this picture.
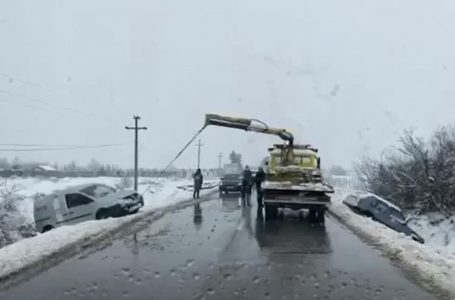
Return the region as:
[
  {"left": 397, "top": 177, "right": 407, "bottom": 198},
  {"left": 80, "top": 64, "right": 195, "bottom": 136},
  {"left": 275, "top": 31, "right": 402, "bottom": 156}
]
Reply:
[{"left": 205, "top": 114, "right": 294, "bottom": 144}]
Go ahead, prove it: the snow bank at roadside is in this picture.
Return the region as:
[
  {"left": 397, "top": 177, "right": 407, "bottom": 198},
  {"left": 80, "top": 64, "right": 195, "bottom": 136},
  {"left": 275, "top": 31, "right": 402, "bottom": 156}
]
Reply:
[
  {"left": 408, "top": 214, "right": 455, "bottom": 255},
  {"left": 329, "top": 189, "right": 455, "bottom": 295},
  {"left": 0, "top": 176, "right": 218, "bottom": 281}
]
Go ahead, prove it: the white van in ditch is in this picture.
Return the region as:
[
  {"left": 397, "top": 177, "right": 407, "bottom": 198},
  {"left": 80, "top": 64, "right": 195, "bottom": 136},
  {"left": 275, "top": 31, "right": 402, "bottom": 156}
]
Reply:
[{"left": 34, "top": 183, "right": 144, "bottom": 233}]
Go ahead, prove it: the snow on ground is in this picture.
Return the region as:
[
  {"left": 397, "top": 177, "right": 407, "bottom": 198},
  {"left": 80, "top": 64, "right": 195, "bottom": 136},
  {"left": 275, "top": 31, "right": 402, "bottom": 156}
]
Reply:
[
  {"left": 0, "top": 176, "right": 218, "bottom": 280},
  {"left": 329, "top": 188, "right": 455, "bottom": 296},
  {"left": 408, "top": 214, "right": 455, "bottom": 256}
]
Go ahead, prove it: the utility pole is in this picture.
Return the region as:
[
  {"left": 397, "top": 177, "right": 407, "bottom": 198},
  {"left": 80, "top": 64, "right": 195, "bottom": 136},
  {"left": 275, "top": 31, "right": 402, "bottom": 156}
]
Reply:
[
  {"left": 196, "top": 139, "right": 203, "bottom": 169},
  {"left": 125, "top": 116, "right": 147, "bottom": 191},
  {"left": 218, "top": 153, "right": 223, "bottom": 169}
]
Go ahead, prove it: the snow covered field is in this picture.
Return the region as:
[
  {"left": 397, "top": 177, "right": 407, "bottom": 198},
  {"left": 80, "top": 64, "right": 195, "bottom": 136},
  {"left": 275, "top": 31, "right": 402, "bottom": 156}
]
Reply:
[
  {"left": 329, "top": 188, "right": 455, "bottom": 296},
  {"left": 0, "top": 176, "right": 218, "bottom": 281}
]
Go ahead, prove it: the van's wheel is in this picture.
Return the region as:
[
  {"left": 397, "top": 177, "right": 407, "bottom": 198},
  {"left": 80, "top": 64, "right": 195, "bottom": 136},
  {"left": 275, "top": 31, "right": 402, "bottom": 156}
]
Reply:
[
  {"left": 96, "top": 209, "right": 109, "bottom": 220},
  {"left": 42, "top": 225, "right": 54, "bottom": 233},
  {"left": 265, "top": 205, "right": 278, "bottom": 220}
]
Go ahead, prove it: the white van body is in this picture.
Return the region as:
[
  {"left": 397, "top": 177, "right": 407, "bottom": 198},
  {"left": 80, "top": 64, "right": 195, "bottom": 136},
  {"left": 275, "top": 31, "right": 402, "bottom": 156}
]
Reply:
[{"left": 34, "top": 184, "right": 144, "bottom": 233}]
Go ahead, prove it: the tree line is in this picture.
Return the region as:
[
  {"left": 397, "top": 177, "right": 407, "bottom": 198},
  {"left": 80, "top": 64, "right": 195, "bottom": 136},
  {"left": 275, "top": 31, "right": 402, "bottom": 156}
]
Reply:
[{"left": 356, "top": 126, "right": 455, "bottom": 216}]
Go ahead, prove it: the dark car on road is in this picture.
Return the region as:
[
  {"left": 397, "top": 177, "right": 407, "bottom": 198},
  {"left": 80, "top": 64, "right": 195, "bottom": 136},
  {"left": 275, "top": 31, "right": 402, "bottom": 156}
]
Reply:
[
  {"left": 219, "top": 163, "right": 243, "bottom": 194},
  {"left": 219, "top": 173, "right": 243, "bottom": 194},
  {"left": 343, "top": 193, "right": 425, "bottom": 244}
]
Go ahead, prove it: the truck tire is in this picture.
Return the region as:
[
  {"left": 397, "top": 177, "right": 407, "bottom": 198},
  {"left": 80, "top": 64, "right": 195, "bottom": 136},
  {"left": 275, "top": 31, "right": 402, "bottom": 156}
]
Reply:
[
  {"left": 265, "top": 205, "right": 278, "bottom": 220},
  {"left": 310, "top": 208, "right": 325, "bottom": 223},
  {"left": 317, "top": 208, "right": 326, "bottom": 223},
  {"left": 309, "top": 209, "right": 317, "bottom": 219}
]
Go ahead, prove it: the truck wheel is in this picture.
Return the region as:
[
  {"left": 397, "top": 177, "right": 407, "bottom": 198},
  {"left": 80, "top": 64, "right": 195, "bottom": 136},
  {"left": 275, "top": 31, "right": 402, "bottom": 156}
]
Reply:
[
  {"left": 317, "top": 209, "right": 326, "bottom": 223},
  {"left": 309, "top": 209, "right": 317, "bottom": 219},
  {"left": 265, "top": 205, "right": 278, "bottom": 220},
  {"left": 96, "top": 209, "right": 109, "bottom": 220}
]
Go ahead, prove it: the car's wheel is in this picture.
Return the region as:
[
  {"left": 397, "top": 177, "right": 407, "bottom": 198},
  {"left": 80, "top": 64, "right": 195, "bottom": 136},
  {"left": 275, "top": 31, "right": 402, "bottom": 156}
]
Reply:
[
  {"left": 96, "top": 209, "right": 109, "bottom": 220},
  {"left": 130, "top": 208, "right": 140, "bottom": 214},
  {"left": 42, "top": 225, "right": 54, "bottom": 233},
  {"left": 265, "top": 205, "right": 278, "bottom": 220}
]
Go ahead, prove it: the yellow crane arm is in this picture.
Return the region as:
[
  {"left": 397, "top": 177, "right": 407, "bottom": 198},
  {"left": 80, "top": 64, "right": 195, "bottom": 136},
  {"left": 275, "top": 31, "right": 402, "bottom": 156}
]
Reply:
[{"left": 205, "top": 114, "right": 294, "bottom": 144}]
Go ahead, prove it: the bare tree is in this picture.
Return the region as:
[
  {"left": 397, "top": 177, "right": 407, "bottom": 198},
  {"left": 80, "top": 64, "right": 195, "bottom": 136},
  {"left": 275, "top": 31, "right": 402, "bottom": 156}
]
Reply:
[{"left": 356, "top": 128, "right": 455, "bottom": 216}]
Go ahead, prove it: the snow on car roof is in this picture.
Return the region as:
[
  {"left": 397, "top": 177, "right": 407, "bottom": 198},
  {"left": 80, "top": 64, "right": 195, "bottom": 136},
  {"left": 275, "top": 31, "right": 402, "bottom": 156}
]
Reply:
[
  {"left": 359, "top": 193, "right": 402, "bottom": 211},
  {"left": 37, "top": 165, "right": 57, "bottom": 171},
  {"left": 41, "top": 183, "right": 102, "bottom": 199}
]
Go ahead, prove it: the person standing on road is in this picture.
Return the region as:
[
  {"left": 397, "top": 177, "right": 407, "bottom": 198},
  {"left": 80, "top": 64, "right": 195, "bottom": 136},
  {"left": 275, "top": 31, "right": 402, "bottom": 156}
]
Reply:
[
  {"left": 193, "top": 168, "right": 203, "bottom": 199},
  {"left": 255, "top": 167, "right": 266, "bottom": 207},
  {"left": 241, "top": 165, "right": 253, "bottom": 206}
]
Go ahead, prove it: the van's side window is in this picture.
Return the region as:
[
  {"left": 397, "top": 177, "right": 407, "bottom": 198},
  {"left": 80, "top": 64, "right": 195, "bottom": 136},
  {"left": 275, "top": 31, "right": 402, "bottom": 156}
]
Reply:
[{"left": 65, "top": 193, "right": 94, "bottom": 208}]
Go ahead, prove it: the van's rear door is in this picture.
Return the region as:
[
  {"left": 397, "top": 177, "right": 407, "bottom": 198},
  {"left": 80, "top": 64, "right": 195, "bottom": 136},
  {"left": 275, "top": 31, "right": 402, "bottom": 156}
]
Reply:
[{"left": 53, "top": 195, "right": 66, "bottom": 223}]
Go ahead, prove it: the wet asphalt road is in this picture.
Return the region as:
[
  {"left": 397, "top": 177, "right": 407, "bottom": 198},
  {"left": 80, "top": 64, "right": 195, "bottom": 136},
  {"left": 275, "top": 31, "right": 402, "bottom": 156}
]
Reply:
[{"left": 0, "top": 194, "right": 443, "bottom": 300}]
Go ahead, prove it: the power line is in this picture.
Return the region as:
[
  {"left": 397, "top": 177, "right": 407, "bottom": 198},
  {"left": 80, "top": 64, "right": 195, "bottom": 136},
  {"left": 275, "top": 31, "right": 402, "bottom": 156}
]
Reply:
[
  {"left": 0, "top": 88, "right": 117, "bottom": 124},
  {"left": 0, "top": 143, "right": 128, "bottom": 152},
  {"left": 0, "top": 143, "right": 128, "bottom": 147},
  {"left": 0, "top": 73, "right": 66, "bottom": 95},
  {"left": 142, "top": 125, "right": 207, "bottom": 195},
  {"left": 0, "top": 97, "right": 51, "bottom": 112}
]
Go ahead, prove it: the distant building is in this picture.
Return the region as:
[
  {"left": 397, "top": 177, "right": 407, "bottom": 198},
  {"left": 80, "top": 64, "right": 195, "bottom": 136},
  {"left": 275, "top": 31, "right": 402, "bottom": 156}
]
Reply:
[{"left": 32, "top": 165, "right": 60, "bottom": 177}]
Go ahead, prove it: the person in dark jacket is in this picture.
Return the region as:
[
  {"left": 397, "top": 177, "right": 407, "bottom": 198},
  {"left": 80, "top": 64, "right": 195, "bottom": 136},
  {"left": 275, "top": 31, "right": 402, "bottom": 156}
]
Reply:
[
  {"left": 193, "top": 168, "right": 203, "bottom": 199},
  {"left": 255, "top": 167, "right": 266, "bottom": 207},
  {"left": 241, "top": 166, "right": 253, "bottom": 206}
]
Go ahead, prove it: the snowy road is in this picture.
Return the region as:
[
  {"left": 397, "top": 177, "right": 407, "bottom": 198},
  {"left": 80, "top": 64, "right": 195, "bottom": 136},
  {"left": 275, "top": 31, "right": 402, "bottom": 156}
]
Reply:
[{"left": 0, "top": 194, "right": 448, "bottom": 300}]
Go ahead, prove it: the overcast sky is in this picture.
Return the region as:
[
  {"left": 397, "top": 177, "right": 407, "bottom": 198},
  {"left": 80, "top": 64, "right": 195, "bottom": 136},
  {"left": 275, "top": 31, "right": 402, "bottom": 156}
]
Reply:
[{"left": 0, "top": 0, "right": 454, "bottom": 169}]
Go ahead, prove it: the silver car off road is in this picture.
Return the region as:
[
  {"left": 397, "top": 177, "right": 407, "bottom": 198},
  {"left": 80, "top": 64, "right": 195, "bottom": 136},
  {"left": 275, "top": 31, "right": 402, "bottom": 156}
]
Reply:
[{"left": 34, "top": 183, "right": 144, "bottom": 233}]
